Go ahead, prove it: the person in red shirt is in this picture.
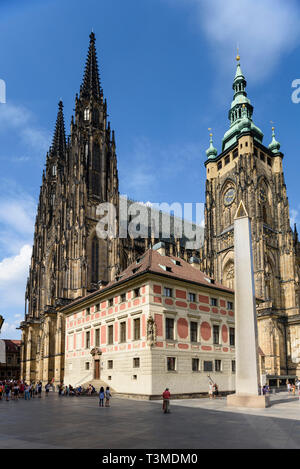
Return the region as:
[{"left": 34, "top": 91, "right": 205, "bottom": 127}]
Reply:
[{"left": 162, "top": 388, "right": 171, "bottom": 413}]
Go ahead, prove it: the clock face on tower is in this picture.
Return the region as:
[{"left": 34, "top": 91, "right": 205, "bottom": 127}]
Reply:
[{"left": 224, "top": 187, "right": 236, "bottom": 206}]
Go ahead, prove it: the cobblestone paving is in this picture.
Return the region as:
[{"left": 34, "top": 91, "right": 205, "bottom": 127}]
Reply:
[{"left": 0, "top": 392, "right": 300, "bottom": 449}]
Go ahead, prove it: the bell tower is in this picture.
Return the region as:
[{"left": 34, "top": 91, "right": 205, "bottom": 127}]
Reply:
[{"left": 202, "top": 54, "right": 300, "bottom": 379}]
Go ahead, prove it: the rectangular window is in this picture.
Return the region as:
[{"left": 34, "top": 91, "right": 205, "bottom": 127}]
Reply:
[
  {"left": 267, "top": 157, "right": 272, "bottom": 166},
  {"left": 166, "top": 318, "right": 174, "bottom": 340},
  {"left": 86, "top": 331, "right": 90, "bottom": 349},
  {"left": 225, "top": 155, "right": 230, "bottom": 165},
  {"left": 108, "top": 298, "right": 114, "bottom": 307},
  {"left": 254, "top": 147, "right": 258, "bottom": 157},
  {"left": 188, "top": 292, "right": 196, "bottom": 302},
  {"left": 227, "top": 301, "right": 233, "bottom": 310},
  {"left": 167, "top": 357, "right": 176, "bottom": 371},
  {"left": 192, "top": 358, "right": 200, "bottom": 371},
  {"left": 211, "top": 297, "right": 218, "bottom": 307},
  {"left": 134, "top": 318, "right": 141, "bottom": 340},
  {"left": 260, "top": 152, "right": 265, "bottom": 162},
  {"left": 213, "top": 325, "right": 220, "bottom": 345},
  {"left": 233, "top": 149, "right": 238, "bottom": 159},
  {"left": 120, "top": 322, "right": 126, "bottom": 343},
  {"left": 190, "top": 322, "right": 198, "bottom": 343},
  {"left": 95, "top": 328, "right": 100, "bottom": 347},
  {"left": 133, "top": 357, "right": 140, "bottom": 368},
  {"left": 108, "top": 360, "right": 113, "bottom": 369},
  {"left": 133, "top": 287, "right": 140, "bottom": 298},
  {"left": 108, "top": 325, "right": 114, "bottom": 345},
  {"left": 232, "top": 360, "right": 236, "bottom": 373},
  {"left": 203, "top": 361, "right": 213, "bottom": 372},
  {"left": 95, "top": 303, "right": 100, "bottom": 312},
  {"left": 121, "top": 293, "right": 126, "bottom": 303},
  {"left": 164, "top": 287, "right": 173, "bottom": 297},
  {"left": 85, "top": 362, "right": 90, "bottom": 370},
  {"left": 230, "top": 327, "right": 235, "bottom": 346},
  {"left": 217, "top": 161, "right": 222, "bottom": 170},
  {"left": 86, "top": 307, "right": 90, "bottom": 316},
  {"left": 215, "top": 359, "right": 222, "bottom": 372}
]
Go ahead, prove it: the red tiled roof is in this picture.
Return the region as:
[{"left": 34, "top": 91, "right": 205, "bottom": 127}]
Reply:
[
  {"left": 61, "top": 249, "right": 233, "bottom": 311},
  {"left": 4, "top": 340, "right": 21, "bottom": 352},
  {"left": 106, "top": 249, "right": 233, "bottom": 293}
]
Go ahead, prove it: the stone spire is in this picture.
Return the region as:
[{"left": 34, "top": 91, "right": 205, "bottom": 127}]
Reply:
[
  {"left": 80, "top": 31, "right": 101, "bottom": 100},
  {"left": 50, "top": 100, "right": 66, "bottom": 159}
]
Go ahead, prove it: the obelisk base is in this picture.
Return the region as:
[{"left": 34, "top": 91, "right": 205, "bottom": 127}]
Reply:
[{"left": 227, "top": 393, "right": 270, "bottom": 408}]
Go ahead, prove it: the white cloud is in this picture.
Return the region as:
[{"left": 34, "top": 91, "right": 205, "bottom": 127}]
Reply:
[
  {"left": 0, "top": 244, "right": 31, "bottom": 339},
  {"left": 290, "top": 208, "right": 299, "bottom": 227},
  {"left": 0, "top": 102, "right": 50, "bottom": 155},
  {"left": 0, "top": 244, "right": 31, "bottom": 284},
  {"left": 176, "top": 0, "right": 300, "bottom": 81}
]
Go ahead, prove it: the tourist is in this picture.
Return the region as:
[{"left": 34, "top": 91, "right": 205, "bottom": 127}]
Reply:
[
  {"left": 19, "top": 381, "right": 25, "bottom": 398},
  {"left": 292, "top": 383, "right": 296, "bottom": 396},
  {"left": 37, "top": 381, "right": 42, "bottom": 398},
  {"left": 5, "top": 382, "right": 10, "bottom": 401},
  {"left": 0, "top": 382, "right": 3, "bottom": 400},
  {"left": 45, "top": 382, "right": 51, "bottom": 396},
  {"left": 105, "top": 386, "right": 111, "bottom": 407},
  {"left": 30, "top": 382, "right": 35, "bottom": 398},
  {"left": 99, "top": 386, "right": 105, "bottom": 407},
  {"left": 13, "top": 382, "right": 19, "bottom": 400},
  {"left": 287, "top": 381, "right": 291, "bottom": 394},
  {"left": 162, "top": 388, "right": 171, "bottom": 413},
  {"left": 24, "top": 383, "right": 30, "bottom": 400},
  {"left": 213, "top": 383, "right": 219, "bottom": 398},
  {"left": 208, "top": 381, "right": 213, "bottom": 399}
]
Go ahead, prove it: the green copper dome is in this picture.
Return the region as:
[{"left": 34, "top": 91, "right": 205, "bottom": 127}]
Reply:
[
  {"left": 206, "top": 133, "right": 218, "bottom": 159},
  {"left": 221, "top": 59, "right": 263, "bottom": 152},
  {"left": 268, "top": 127, "right": 280, "bottom": 153}
]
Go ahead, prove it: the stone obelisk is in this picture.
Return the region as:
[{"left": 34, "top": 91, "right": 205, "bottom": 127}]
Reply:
[{"left": 227, "top": 201, "right": 270, "bottom": 408}]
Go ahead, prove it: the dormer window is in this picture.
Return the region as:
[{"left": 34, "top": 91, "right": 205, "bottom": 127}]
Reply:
[{"left": 84, "top": 108, "right": 90, "bottom": 121}]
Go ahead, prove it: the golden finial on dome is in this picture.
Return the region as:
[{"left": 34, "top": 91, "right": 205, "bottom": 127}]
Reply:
[
  {"left": 236, "top": 45, "right": 240, "bottom": 62},
  {"left": 208, "top": 127, "right": 212, "bottom": 137}
]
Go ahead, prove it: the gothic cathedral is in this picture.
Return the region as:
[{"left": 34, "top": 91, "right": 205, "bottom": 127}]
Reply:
[
  {"left": 202, "top": 56, "right": 300, "bottom": 382},
  {"left": 20, "top": 35, "right": 300, "bottom": 386}
]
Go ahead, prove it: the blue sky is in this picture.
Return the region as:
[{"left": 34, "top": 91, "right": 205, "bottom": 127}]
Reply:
[{"left": 0, "top": 0, "right": 299, "bottom": 338}]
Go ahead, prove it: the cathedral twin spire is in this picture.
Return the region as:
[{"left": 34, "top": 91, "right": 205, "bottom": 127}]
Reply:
[{"left": 80, "top": 31, "right": 102, "bottom": 101}]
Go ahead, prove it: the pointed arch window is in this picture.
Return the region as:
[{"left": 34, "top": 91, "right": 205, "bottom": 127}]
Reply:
[
  {"left": 52, "top": 165, "right": 57, "bottom": 176},
  {"left": 91, "top": 236, "right": 99, "bottom": 283},
  {"left": 84, "top": 108, "right": 90, "bottom": 121}
]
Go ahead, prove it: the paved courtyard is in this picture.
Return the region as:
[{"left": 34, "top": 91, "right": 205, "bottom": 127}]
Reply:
[{"left": 1, "top": 391, "right": 300, "bottom": 449}]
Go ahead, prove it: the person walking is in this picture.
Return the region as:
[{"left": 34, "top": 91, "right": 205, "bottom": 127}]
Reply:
[
  {"left": 105, "top": 386, "right": 111, "bottom": 407},
  {"left": 45, "top": 382, "right": 50, "bottom": 396},
  {"left": 0, "top": 382, "right": 3, "bottom": 401},
  {"left": 4, "top": 382, "right": 10, "bottom": 401},
  {"left": 287, "top": 381, "right": 291, "bottom": 395},
  {"left": 208, "top": 381, "right": 213, "bottom": 399},
  {"left": 24, "top": 383, "right": 30, "bottom": 400},
  {"left": 30, "top": 382, "right": 35, "bottom": 398},
  {"left": 162, "top": 388, "right": 171, "bottom": 413},
  {"left": 99, "top": 386, "right": 105, "bottom": 407},
  {"left": 213, "top": 383, "right": 219, "bottom": 398},
  {"left": 13, "top": 382, "right": 19, "bottom": 401},
  {"left": 37, "top": 381, "right": 42, "bottom": 398}
]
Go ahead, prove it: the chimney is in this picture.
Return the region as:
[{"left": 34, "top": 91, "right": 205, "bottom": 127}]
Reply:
[
  {"left": 189, "top": 256, "right": 200, "bottom": 269},
  {"left": 153, "top": 241, "right": 166, "bottom": 256}
]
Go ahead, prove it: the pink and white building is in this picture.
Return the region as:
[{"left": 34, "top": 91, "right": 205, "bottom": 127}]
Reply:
[{"left": 62, "top": 243, "right": 236, "bottom": 398}]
